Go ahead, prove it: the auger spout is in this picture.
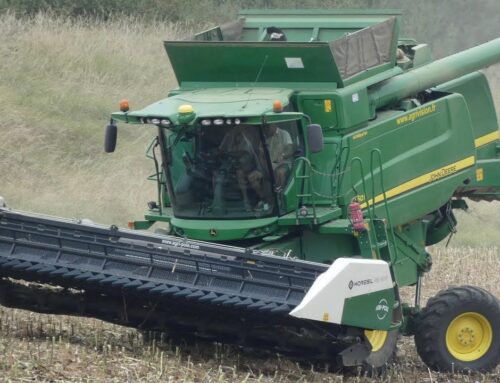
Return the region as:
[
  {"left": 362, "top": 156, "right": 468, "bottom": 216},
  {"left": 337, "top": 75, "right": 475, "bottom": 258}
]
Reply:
[{"left": 370, "top": 37, "right": 500, "bottom": 108}]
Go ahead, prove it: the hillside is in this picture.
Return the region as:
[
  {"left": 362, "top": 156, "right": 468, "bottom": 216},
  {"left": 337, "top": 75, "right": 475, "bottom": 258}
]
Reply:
[{"left": 0, "top": 14, "right": 175, "bottom": 223}]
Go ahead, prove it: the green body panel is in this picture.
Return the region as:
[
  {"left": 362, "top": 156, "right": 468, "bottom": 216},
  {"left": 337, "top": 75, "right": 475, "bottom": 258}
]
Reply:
[
  {"left": 340, "top": 95, "right": 476, "bottom": 226},
  {"left": 112, "top": 9, "right": 500, "bottom": 330},
  {"left": 341, "top": 288, "right": 396, "bottom": 330},
  {"left": 437, "top": 71, "right": 498, "bottom": 159},
  {"left": 165, "top": 42, "right": 342, "bottom": 86},
  {"left": 132, "top": 219, "right": 155, "bottom": 230},
  {"left": 392, "top": 224, "right": 430, "bottom": 286},
  {"left": 169, "top": 217, "right": 277, "bottom": 241},
  {"left": 473, "top": 160, "right": 500, "bottom": 186},
  {"left": 436, "top": 71, "right": 500, "bottom": 199},
  {"left": 298, "top": 96, "right": 338, "bottom": 130},
  {"left": 460, "top": 159, "right": 500, "bottom": 200},
  {"left": 277, "top": 207, "right": 342, "bottom": 226},
  {"left": 145, "top": 210, "right": 172, "bottom": 223},
  {"left": 298, "top": 231, "right": 357, "bottom": 263}
]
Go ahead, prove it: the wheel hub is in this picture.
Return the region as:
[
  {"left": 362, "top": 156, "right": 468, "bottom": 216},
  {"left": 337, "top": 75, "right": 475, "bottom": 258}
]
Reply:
[
  {"left": 445, "top": 312, "right": 493, "bottom": 362},
  {"left": 457, "top": 327, "right": 475, "bottom": 345}
]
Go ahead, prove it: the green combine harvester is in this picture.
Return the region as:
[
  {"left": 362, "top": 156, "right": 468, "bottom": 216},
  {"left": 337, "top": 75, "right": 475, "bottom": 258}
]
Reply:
[{"left": 0, "top": 9, "right": 499, "bottom": 373}]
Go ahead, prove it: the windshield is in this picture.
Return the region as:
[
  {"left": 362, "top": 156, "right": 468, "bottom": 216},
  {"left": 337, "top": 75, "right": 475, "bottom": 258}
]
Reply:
[{"left": 164, "top": 121, "right": 300, "bottom": 219}]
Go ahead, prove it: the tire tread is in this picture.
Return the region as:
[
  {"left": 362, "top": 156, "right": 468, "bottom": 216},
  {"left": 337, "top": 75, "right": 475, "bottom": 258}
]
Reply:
[{"left": 415, "top": 285, "right": 499, "bottom": 372}]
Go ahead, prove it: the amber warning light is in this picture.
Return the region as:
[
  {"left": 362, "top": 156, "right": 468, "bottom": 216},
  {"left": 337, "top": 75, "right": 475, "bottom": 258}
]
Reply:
[
  {"left": 273, "top": 100, "right": 283, "bottom": 113},
  {"left": 120, "top": 99, "right": 130, "bottom": 112}
]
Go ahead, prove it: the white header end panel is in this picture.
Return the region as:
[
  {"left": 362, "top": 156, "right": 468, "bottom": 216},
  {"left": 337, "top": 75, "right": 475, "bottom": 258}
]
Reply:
[{"left": 289, "top": 258, "right": 393, "bottom": 324}]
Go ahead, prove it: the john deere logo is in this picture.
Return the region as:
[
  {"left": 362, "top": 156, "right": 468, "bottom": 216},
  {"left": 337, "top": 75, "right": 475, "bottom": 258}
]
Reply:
[
  {"left": 375, "top": 298, "right": 390, "bottom": 320},
  {"left": 209, "top": 228, "right": 218, "bottom": 237}
]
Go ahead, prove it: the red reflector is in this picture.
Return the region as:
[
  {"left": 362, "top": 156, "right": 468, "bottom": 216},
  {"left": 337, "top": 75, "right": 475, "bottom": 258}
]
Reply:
[
  {"left": 349, "top": 200, "right": 366, "bottom": 232},
  {"left": 127, "top": 221, "right": 135, "bottom": 229}
]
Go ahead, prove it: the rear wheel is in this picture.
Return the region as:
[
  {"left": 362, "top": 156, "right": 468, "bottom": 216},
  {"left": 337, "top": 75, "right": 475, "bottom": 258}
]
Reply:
[{"left": 415, "top": 285, "right": 500, "bottom": 372}]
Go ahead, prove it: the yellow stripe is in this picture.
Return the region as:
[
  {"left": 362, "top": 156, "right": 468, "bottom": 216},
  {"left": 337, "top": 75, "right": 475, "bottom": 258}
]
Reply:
[
  {"left": 361, "top": 156, "right": 476, "bottom": 208},
  {"left": 474, "top": 131, "right": 499, "bottom": 148}
]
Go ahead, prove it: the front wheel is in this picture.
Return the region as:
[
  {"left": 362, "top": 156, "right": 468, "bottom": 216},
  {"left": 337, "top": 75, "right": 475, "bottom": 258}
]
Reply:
[
  {"left": 362, "top": 329, "right": 399, "bottom": 373},
  {"left": 415, "top": 285, "right": 500, "bottom": 372}
]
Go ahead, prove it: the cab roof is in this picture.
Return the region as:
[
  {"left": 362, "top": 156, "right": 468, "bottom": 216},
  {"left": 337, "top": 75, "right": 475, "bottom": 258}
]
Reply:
[{"left": 112, "top": 88, "right": 293, "bottom": 123}]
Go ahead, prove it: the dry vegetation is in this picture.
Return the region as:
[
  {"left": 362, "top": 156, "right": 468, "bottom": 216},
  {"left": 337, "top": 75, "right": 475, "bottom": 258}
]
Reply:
[
  {"left": 0, "top": 12, "right": 499, "bottom": 383},
  {"left": 0, "top": 13, "right": 180, "bottom": 224}
]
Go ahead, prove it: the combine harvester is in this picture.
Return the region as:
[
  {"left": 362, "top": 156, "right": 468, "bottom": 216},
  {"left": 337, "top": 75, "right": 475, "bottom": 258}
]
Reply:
[{"left": 1, "top": 10, "right": 499, "bottom": 372}]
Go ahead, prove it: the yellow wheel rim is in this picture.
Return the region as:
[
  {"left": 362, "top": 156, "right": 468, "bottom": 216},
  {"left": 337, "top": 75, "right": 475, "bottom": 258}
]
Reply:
[
  {"left": 445, "top": 312, "right": 493, "bottom": 362},
  {"left": 365, "top": 330, "right": 388, "bottom": 352}
]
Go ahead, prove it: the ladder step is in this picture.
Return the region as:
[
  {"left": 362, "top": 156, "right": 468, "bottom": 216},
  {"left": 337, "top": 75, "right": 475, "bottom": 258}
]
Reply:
[
  {"left": 391, "top": 320, "right": 403, "bottom": 328},
  {"left": 376, "top": 240, "right": 388, "bottom": 248}
]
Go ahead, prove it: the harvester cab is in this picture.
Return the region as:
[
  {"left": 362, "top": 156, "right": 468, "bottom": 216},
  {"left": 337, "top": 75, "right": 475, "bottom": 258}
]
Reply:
[
  {"left": 110, "top": 88, "right": 318, "bottom": 232},
  {"left": 109, "top": 10, "right": 403, "bottom": 241}
]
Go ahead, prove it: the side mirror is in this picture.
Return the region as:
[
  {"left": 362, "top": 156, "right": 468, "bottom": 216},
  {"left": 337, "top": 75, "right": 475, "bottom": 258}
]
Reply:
[
  {"left": 307, "top": 124, "right": 324, "bottom": 153},
  {"left": 104, "top": 120, "right": 117, "bottom": 153}
]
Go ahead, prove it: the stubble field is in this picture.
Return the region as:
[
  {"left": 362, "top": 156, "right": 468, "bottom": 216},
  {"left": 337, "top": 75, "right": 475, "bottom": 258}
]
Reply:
[
  {"left": 0, "top": 247, "right": 497, "bottom": 382},
  {"left": 0, "top": 14, "right": 499, "bottom": 383}
]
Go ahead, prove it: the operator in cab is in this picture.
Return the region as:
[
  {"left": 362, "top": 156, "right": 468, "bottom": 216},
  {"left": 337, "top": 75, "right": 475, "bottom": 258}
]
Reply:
[
  {"left": 263, "top": 123, "right": 294, "bottom": 190},
  {"left": 219, "top": 125, "right": 266, "bottom": 211}
]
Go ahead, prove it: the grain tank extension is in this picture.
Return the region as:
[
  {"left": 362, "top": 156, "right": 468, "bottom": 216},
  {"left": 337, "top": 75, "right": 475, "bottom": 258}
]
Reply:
[{"left": 1, "top": 10, "right": 499, "bottom": 372}]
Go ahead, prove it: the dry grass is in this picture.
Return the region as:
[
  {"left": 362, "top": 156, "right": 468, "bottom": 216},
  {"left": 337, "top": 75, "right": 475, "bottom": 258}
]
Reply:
[
  {"left": 0, "top": 13, "right": 189, "bottom": 224},
  {"left": 0, "top": 246, "right": 498, "bottom": 382}
]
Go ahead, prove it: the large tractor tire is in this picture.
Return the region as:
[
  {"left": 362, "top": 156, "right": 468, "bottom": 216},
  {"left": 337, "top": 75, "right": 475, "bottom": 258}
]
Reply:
[
  {"left": 415, "top": 285, "right": 499, "bottom": 372},
  {"left": 362, "top": 329, "right": 399, "bottom": 373}
]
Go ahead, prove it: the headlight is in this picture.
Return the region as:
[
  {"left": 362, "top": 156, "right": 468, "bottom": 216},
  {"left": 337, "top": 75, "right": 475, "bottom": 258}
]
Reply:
[
  {"left": 201, "top": 119, "right": 211, "bottom": 126},
  {"left": 213, "top": 119, "right": 224, "bottom": 125},
  {"left": 160, "top": 119, "right": 171, "bottom": 126}
]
